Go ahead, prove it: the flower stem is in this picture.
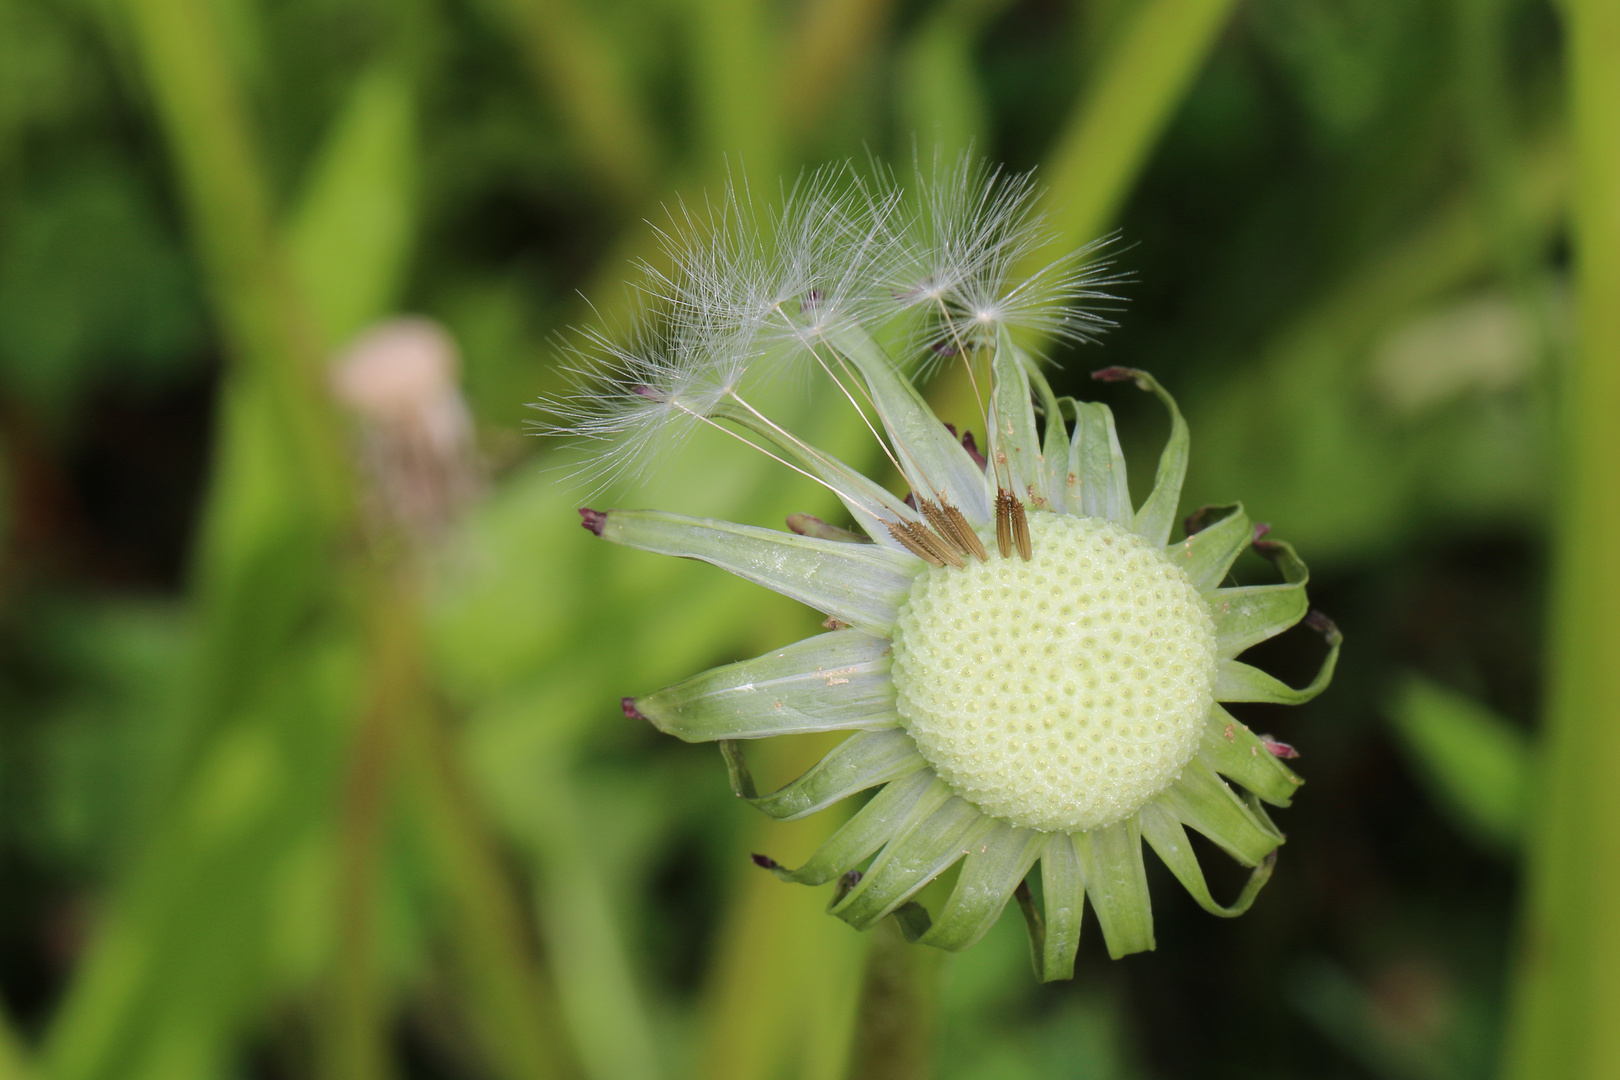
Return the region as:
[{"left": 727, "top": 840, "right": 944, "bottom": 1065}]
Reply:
[
  {"left": 320, "top": 573, "right": 413, "bottom": 1080},
  {"left": 402, "top": 683, "right": 575, "bottom": 1080},
  {"left": 844, "top": 920, "right": 942, "bottom": 1080}
]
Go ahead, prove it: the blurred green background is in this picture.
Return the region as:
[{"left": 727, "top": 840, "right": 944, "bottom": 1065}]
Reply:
[{"left": 0, "top": 0, "right": 1613, "bottom": 1078}]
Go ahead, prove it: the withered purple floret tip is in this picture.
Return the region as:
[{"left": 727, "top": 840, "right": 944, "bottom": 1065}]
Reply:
[
  {"left": 620, "top": 696, "right": 646, "bottom": 720},
  {"left": 579, "top": 507, "right": 607, "bottom": 536},
  {"left": 1253, "top": 522, "right": 1272, "bottom": 541},
  {"left": 1263, "top": 740, "right": 1301, "bottom": 760},
  {"left": 1090, "top": 365, "right": 1135, "bottom": 383},
  {"left": 750, "top": 853, "right": 779, "bottom": 870},
  {"left": 1305, "top": 610, "right": 1340, "bottom": 636},
  {"left": 960, "top": 430, "right": 987, "bottom": 469},
  {"left": 1184, "top": 506, "right": 1220, "bottom": 536}
]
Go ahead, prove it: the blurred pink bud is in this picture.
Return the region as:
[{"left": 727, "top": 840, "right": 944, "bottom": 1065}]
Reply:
[
  {"left": 332, "top": 317, "right": 458, "bottom": 415},
  {"left": 330, "top": 317, "right": 485, "bottom": 542}
]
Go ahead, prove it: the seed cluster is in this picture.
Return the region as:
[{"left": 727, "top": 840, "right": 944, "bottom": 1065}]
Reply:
[{"left": 890, "top": 513, "right": 1217, "bottom": 833}]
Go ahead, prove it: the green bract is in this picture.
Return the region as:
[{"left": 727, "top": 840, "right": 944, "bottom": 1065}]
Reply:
[{"left": 554, "top": 160, "right": 1339, "bottom": 979}]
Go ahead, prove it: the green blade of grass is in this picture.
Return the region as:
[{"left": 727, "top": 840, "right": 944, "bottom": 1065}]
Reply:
[
  {"left": 115, "top": 0, "right": 347, "bottom": 531},
  {"left": 0, "top": 1007, "right": 34, "bottom": 1080},
  {"left": 1387, "top": 674, "right": 1531, "bottom": 852},
  {"left": 1036, "top": 0, "right": 1240, "bottom": 256},
  {"left": 482, "top": 0, "right": 660, "bottom": 203},
  {"left": 689, "top": 0, "right": 779, "bottom": 176},
  {"left": 895, "top": 0, "right": 1008, "bottom": 161},
  {"left": 932, "top": 0, "right": 1239, "bottom": 430},
  {"left": 40, "top": 0, "right": 361, "bottom": 1072},
  {"left": 40, "top": 642, "right": 351, "bottom": 1080},
  {"left": 779, "top": 0, "right": 897, "bottom": 141},
  {"left": 1504, "top": 2, "right": 1620, "bottom": 1076},
  {"left": 694, "top": 731, "right": 865, "bottom": 1080},
  {"left": 403, "top": 689, "right": 576, "bottom": 1080},
  {"left": 1184, "top": 132, "right": 1566, "bottom": 559},
  {"left": 287, "top": 64, "right": 417, "bottom": 346},
  {"left": 526, "top": 771, "right": 664, "bottom": 1080},
  {"left": 123, "top": 0, "right": 358, "bottom": 774}
]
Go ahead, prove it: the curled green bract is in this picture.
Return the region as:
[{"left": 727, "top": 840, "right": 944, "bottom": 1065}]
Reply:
[{"left": 554, "top": 159, "right": 1337, "bottom": 979}]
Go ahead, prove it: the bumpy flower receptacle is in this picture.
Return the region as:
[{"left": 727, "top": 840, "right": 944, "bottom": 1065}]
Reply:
[{"left": 891, "top": 513, "right": 1217, "bottom": 833}]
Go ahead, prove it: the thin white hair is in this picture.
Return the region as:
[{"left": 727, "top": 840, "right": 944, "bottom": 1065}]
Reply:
[
  {"left": 537, "top": 152, "right": 1127, "bottom": 493},
  {"left": 876, "top": 151, "right": 1124, "bottom": 376}
]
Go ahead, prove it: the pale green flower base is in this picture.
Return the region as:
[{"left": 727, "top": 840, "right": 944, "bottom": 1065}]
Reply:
[
  {"left": 892, "top": 513, "right": 1218, "bottom": 834},
  {"left": 596, "top": 347, "right": 1338, "bottom": 980}
]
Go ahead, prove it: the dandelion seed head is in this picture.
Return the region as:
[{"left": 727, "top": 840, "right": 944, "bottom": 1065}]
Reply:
[{"left": 561, "top": 157, "right": 1335, "bottom": 971}]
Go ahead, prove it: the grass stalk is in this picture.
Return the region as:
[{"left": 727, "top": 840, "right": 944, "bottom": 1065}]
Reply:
[
  {"left": 119, "top": 0, "right": 361, "bottom": 794},
  {"left": 319, "top": 569, "right": 418, "bottom": 1080},
  {"left": 1502, "top": 3, "right": 1620, "bottom": 1077}
]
